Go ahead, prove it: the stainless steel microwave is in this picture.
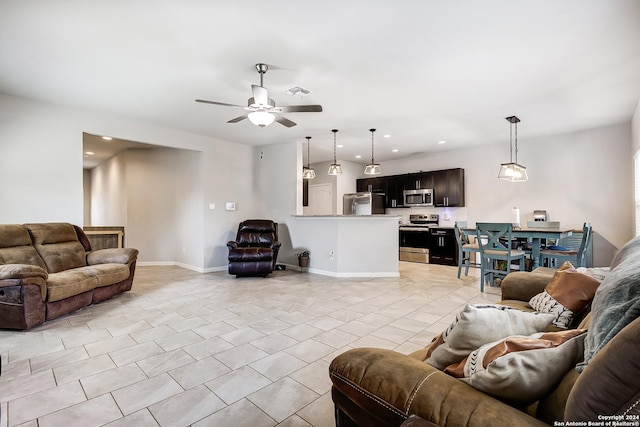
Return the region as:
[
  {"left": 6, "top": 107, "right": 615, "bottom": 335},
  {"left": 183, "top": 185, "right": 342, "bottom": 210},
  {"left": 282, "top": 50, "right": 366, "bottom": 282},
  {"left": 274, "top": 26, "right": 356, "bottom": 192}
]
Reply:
[{"left": 403, "top": 188, "right": 434, "bottom": 207}]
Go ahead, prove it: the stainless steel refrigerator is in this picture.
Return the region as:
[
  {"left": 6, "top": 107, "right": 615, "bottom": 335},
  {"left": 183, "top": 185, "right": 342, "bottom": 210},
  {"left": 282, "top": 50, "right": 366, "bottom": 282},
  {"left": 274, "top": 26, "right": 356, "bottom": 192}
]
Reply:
[{"left": 343, "top": 192, "right": 386, "bottom": 215}]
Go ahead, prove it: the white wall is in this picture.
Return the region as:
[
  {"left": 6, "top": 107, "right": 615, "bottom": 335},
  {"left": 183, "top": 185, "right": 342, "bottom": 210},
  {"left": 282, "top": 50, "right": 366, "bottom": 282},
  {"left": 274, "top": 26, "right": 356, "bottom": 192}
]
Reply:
[
  {"left": 383, "top": 123, "right": 633, "bottom": 266},
  {"left": 633, "top": 99, "right": 640, "bottom": 153},
  {"left": 91, "top": 150, "right": 127, "bottom": 226},
  {"left": 2, "top": 92, "right": 636, "bottom": 271},
  {"left": 0, "top": 93, "right": 255, "bottom": 272},
  {"left": 0, "top": 95, "right": 84, "bottom": 224}
]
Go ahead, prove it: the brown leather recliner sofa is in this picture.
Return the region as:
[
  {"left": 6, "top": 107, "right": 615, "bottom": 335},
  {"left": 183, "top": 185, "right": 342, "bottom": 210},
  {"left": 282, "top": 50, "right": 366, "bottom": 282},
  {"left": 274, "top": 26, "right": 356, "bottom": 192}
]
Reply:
[
  {"left": 0, "top": 222, "right": 138, "bottom": 330},
  {"left": 330, "top": 236, "right": 640, "bottom": 426},
  {"left": 227, "top": 219, "right": 281, "bottom": 277}
]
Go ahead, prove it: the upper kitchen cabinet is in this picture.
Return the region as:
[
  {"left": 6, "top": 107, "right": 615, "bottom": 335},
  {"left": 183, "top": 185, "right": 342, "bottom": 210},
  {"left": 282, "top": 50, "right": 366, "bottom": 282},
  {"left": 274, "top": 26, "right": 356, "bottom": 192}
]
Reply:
[
  {"left": 386, "top": 174, "right": 408, "bottom": 208},
  {"left": 432, "top": 168, "right": 465, "bottom": 207},
  {"left": 356, "top": 176, "right": 386, "bottom": 194},
  {"left": 405, "top": 172, "right": 433, "bottom": 190}
]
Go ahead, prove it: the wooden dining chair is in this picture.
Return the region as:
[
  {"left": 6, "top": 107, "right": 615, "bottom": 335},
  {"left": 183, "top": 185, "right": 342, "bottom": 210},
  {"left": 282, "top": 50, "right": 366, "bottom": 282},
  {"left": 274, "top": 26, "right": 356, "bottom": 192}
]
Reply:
[
  {"left": 540, "top": 222, "right": 592, "bottom": 268},
  {"left": 454, "top": 221, "right": 480, "bottom": 278},
  {"left": 475, "top": 222, "right": 526, "bottom": 292}
]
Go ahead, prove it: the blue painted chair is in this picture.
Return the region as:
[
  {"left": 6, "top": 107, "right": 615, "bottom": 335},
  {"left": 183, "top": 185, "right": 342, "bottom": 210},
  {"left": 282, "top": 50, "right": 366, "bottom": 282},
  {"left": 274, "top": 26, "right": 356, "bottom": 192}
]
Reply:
[
  {"left": 475, "top": 222, "right": 526, "bottom": 292},
  {"left": 540, "top": 222, "right": 592, "bottom": 268},
  {"left": 454, "top": 221, "right": 480, "bottom": 278}
]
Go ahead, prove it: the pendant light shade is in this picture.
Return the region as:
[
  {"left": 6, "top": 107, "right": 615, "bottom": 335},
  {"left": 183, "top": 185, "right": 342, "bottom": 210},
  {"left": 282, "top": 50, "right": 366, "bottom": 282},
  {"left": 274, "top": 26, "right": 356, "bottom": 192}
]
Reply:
[
  {"left": 328, "top": 129, "right": 342, "bottom": 175},
  {"left": 498, "top": 116, "right": 528, "bottom": 182},
  {"left": 302, "top": 136, "right": 316, "bottom": 179},
  {"left": 363, "top": 128, "right": 381, "bottom": 175}
]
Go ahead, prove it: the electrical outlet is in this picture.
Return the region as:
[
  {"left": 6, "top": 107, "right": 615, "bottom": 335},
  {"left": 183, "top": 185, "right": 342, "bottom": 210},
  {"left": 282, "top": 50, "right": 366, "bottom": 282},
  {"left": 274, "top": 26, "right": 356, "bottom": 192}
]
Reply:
[{"left": 329, "top": 251, "right": 334, "bottom": 260}]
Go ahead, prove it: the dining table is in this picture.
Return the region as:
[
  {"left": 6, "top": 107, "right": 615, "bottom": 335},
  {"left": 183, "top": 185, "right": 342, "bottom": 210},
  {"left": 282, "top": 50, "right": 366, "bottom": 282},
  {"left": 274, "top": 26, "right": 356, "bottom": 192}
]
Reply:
[{"left": 463, "top": 226, "right": 574, "bottom": 270}]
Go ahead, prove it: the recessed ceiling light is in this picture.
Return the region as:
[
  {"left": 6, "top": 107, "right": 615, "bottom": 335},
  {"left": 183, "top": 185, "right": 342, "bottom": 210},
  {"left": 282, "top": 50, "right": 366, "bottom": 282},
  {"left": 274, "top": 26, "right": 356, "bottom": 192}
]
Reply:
[
  {"left": 438, "top": 140, "right": 447, "bottom": 144},
  {"left": 337, "top": 144, "right": 343, "bottom": 148},
  {"left": 383, "top": 134, "right": 391, "bottom": 138},
  {"left": 102, "top": 136, "right": 112, "bottom": 140},
  {"left": 392, "top": 149, "right": 399, "bottom": 153},
  {"left": 85, "top": 151, "right": 94, "bottom": 155},
  {"left": 355, "top": 155, "right": 362, "bottom": 159}
]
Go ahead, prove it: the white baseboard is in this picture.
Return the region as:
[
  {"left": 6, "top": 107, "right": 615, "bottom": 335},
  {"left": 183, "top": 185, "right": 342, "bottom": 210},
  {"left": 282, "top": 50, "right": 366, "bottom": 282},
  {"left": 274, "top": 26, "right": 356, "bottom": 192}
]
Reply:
[
  {"left": 137, "top": 262, "right": 398, "bottom": 278},
  {"left": 137, "top": 261, "right": 226, "bottom": 274}
]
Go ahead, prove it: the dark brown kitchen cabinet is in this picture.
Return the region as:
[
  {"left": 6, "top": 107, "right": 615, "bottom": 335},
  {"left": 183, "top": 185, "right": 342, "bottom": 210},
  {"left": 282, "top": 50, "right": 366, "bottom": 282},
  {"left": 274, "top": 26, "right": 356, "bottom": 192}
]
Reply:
[
  {"left": 356, "top": 177, "right": 386, "bottom": 194},
  {"left": 429, "top": 228, "right": 458, "bottom": 265},
  {"left": 405, "top": 172, "right": 433, "bottom": 190},
  {"left": 386, "top": 174, "right": 409, "bottom": 208},
  {"left": 433, "top": 168, "right": 465, "bottom": 207}
]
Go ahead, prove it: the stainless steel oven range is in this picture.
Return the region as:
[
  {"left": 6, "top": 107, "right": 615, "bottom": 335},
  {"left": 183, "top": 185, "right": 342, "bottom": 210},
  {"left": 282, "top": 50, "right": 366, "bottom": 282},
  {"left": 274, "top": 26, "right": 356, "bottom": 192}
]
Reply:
[{"left": 399, "top": 214, "right": 439, "bottom": 263}]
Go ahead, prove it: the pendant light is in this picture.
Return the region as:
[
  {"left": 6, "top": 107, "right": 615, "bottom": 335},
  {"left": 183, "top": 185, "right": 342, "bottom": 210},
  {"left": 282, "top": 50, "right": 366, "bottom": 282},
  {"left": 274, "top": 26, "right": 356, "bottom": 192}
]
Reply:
[
  {"left": 498, "top": 115, "right": 528, "bottom": 182},
  {"left": 363, "top": 128, "right": 381, "bottom": 175},
  {"left": 302, "top": 136, "right": 316, "bottom": 179},
  {"left": 328, "top": 129, "right": 342, "bottom": 175}
]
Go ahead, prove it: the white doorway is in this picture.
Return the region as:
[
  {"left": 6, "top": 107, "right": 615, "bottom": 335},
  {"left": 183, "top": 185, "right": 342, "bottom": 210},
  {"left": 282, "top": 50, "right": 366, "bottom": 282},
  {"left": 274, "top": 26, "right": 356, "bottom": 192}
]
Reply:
[{"left": 308, "top": 183, "right": 333, "bottom": 215}]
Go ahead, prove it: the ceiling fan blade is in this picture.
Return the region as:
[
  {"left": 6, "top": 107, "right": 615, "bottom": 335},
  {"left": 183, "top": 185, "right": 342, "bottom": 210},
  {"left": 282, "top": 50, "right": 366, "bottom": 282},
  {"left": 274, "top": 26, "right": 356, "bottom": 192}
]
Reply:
[
  {"left": 227, "top": 115, "right": 248, "bottom": 123},
  {"left": 251, "top": 85, "right": 269, "bottom": 106},
  {"left": 277, "top": 105, "right": 323, "bottom": 113},
  {"left": 274, "top": 115, "right": 297, "bottom": 127},
  {"left": 196, "top": 99, "right": 244, "bottom": 108}
]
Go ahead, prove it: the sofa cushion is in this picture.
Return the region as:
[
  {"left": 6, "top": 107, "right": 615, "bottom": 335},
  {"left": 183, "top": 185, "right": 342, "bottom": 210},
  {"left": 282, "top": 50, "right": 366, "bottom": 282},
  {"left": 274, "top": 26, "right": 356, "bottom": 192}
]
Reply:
[
  {"left": 0, "top": 224, "right": 48, "bottom": 270},
  {"left": 566, "top": 316, "right": 640, "bottom": 421},
  {"left": 424, "top": 304, "right": 555, "bottom": 370},
  {"left": 445, "top": 329, "right": 586, "bottom": 404},
  {"left": 577, "top": 235, "right": 640, "bottom": 372},
  {"left": 26, "top": 223, "right": 87, "bottom": 273},
  {"left": 46, "top": 270, "right": 97, "bottom": 302},
  {"left": 529, "top": 267, "right": 601, "bottom": 328},
  {"left": 80, "top": 264, "right": 131, "bottom": 287}
]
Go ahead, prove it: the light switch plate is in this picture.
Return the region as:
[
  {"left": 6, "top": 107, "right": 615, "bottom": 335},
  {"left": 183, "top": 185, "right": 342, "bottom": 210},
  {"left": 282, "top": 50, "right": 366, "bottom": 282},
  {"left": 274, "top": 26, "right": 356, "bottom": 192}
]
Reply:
[
  {"left": 225, "top": 202, "right": 236, "bottom": 211},
  {"left": 208, "top": 203, "right": 215, "bottom": 210}
]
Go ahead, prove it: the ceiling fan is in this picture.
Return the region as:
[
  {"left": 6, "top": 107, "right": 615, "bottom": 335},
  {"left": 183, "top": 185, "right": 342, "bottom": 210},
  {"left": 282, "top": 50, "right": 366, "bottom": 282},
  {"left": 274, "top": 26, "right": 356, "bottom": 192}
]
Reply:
[{"left": 196, "top": 63, "right": 323, "bottom": 128}]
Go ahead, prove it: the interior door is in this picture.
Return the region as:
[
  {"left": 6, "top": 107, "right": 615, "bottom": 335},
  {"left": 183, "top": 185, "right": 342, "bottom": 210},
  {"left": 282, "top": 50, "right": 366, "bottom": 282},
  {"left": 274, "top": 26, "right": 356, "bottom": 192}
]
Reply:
[{"left": 308, "top": 183, "right": 333, "bottom": 215}]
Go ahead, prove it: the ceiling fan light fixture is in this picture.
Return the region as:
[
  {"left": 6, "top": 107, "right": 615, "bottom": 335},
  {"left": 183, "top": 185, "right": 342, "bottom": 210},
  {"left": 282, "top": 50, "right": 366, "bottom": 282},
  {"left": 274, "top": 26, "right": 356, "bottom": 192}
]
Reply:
[
  {"left": 498, "top": 115, "right": 528, "bottom": 182},
  {"left": 364, "top": 128, "right": 381, "bottom": 175},
  {"left": 248, "top": 110, "right": 275, "bottom": 127},
  {"left": 328, "top": 129, "right": 342, "bottom": 175}
]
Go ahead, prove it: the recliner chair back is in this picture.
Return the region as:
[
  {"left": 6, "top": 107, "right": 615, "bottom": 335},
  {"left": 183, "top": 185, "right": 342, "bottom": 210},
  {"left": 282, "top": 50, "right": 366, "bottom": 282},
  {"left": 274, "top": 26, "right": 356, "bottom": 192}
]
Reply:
[{"left": 235, "top": 220, "right": 278, "bottom": 247}]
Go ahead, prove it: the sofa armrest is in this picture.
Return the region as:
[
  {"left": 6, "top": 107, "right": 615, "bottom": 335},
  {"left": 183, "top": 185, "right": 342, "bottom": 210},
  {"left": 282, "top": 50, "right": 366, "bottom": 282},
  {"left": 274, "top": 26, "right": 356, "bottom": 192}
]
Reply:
[
  {"left": 0, "top": 264, "right": 48, "bottom": 300},
  {"left": 330, "top": 348, "right": 547, "bottom": 427},
  {"left": 501, "top": 271, "right": 553, "bottom": 302},
  {"left": 0, "top": 264, "right": 48, "bottom": 282},
  {"left": 87, "top": 248, "right": 138, "bottom": 266}
]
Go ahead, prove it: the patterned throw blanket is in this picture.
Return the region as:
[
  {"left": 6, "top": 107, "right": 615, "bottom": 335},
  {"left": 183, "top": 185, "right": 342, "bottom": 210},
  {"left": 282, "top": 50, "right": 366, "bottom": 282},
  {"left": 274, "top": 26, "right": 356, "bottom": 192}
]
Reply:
[{"left": 577, "top": 235, "right": 640, "bottom": 372}]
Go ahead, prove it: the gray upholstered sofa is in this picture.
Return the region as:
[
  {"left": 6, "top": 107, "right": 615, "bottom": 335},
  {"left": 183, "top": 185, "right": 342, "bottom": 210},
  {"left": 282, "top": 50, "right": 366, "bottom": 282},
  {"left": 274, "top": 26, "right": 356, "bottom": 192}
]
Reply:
[
  {"left": 330, "top": 236, "right": 640, "bottom": 426},
  {"left": 0, "top": 222, "right": 138, "bottom": 330}
]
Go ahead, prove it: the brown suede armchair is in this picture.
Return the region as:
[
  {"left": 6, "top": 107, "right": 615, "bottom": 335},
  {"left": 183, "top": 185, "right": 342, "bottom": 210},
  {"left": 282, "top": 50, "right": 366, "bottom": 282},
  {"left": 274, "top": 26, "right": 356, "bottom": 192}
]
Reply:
[{"left": 227, "top": 219, "right": 281, "bottom": 277}]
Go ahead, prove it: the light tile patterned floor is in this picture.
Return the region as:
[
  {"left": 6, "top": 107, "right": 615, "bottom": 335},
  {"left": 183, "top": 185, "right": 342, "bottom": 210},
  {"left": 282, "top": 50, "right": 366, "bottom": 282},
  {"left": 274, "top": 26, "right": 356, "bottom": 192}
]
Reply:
[{"left": 0, "top": 262, "right": 500, "bottom": 427}]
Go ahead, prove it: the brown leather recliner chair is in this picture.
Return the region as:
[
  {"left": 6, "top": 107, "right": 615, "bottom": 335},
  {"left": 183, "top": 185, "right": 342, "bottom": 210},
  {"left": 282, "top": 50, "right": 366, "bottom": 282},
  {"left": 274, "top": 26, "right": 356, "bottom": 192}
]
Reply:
[{"left": 227, "top": 220, "right": 281, "bottom": 277}]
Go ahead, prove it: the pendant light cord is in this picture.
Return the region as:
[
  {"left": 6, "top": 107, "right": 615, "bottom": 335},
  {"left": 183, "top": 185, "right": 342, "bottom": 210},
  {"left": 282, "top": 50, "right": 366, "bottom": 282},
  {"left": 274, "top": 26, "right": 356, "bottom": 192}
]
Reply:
[
  {"left": 370, "top": 128, "right": 376, "bottom": 163},
  {"left": 332, "top": 129, "right": 338, "bottom": 164},
  {"left": 306, "top": 136, "right": 311, "bottom": 169},
  {"left": 514, "top": 121, "right": 518, "bottom": 164}
]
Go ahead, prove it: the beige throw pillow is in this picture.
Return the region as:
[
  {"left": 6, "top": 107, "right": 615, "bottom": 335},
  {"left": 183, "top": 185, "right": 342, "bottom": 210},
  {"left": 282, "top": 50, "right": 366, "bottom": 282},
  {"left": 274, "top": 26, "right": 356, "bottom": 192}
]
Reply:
[
  {"left": 529, "top": 267, "right": 601, "bottom": 328},
  {"left": 424, "top": 304, "right": 555, "bottom": 370},
  {"left": 445, "top": 329, "right": 586, "bottom": 404}
]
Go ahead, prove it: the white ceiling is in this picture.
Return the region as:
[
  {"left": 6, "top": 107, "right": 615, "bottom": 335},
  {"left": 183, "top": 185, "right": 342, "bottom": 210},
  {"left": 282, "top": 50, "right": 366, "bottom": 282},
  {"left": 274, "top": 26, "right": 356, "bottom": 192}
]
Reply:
[{"left": 2, "top": 1, "right": 640, "bottom": 167}]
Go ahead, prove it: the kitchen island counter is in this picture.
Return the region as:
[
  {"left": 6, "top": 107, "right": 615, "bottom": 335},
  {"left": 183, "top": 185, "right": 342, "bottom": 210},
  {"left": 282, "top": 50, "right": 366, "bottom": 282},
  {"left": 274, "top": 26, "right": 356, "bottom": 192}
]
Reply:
[{"left": 289, "top": 215, "right": 400, "bottom": 277}]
